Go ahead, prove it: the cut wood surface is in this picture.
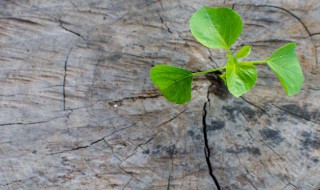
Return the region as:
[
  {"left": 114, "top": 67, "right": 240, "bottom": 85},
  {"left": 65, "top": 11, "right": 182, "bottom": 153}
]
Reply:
[{"left": 0, "top": 0, "right": 320, "bottom": 189}]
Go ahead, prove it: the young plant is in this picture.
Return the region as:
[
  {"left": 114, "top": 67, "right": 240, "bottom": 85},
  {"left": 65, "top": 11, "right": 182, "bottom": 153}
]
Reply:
[{"left": 150, "top": 6, "right": 304, "bottom": 104}]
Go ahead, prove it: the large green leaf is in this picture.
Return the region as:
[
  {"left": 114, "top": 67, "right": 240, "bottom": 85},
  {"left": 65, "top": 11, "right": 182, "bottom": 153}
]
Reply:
[
  {"left": 266, "top": 43, "right": 304, "bottom": 96},
  {"left": 150, "top": 65, "right": 193, "bottom": 104},
  {"left": 226, "top": 58, "right": 257, "bottom": 97},
  {"left": 190, "top": 6, "right": 243, "bottom": 49},
  {"left": 235, "top": 46, "right": 252, "bottom": 59}
]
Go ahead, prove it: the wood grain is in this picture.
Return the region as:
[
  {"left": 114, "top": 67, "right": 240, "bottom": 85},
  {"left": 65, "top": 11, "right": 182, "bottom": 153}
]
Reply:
[{"left": 0, "top": 0, "right": 319, "bottom": 189}]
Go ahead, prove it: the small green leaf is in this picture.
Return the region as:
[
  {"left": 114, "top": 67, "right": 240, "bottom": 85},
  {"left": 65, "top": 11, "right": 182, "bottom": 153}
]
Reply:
[
  {"left": 150, "top": 65, "right": 193, "bottom": 104},
  {"left": 235, "top": 46, "right": 252, "bottom": 59},
  {"left": 266, "top": 43, "right": 304, "bottom": 96},
  {"left": 190, "top": 6, "right": 243, "bottom": 49},
  {"left": 226, "top": 58, "right": 257, "bottom": 97}
]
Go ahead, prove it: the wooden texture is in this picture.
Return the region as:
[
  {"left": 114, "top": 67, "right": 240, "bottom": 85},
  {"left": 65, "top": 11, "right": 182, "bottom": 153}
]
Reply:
[{"left": 0, "top": 0, "right": 320, "bottom": 189}]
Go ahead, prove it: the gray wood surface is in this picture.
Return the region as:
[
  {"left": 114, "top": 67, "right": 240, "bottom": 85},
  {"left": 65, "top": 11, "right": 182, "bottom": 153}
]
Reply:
[{"left": 0, "top": 0, "right": 319, "bottom": 189}]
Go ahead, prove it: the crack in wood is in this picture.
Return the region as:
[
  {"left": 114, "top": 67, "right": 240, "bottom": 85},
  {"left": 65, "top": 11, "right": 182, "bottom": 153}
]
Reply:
[
  {"left": 0, "top": 17, "right": 41, "bottom": 26},
  {"left": 48, "top": 124, "right": 135, "bottom": 155},
  {"left": 270, "top": 103, "right": 319, "bottom": 124},
  {"left": 138, "top": 131, "right": 160, "bottom": 147},
  {"left": 0, "top": 166, "right": 9, "bottom": 187},
  {"left": 202, "top": 86, "right": 221, "bottom": 190},
  {"left": 158, "top": 0, "right": 164, "bottom": 10},
  {"left": 235, "top": 153, "right": 258, "bottom": 190},
  {"left": 63, "top": 47, "right": 73, "bottom": 111},
  {"left": 121, "top": 177, "right": 132, "bottom": 190},
  {"left": 0, "top": 116, "right": 64, "bottom": 127},
  {"left": 58, "top": 19, "right": 86, "bottom": 41},
  {"left": 310, "top": 32, "right": 320, "bottom": 36},
  {"left": 157, "top": 0, "right": 173, "bottom": 34},
  {"left": 118, "top": 165, "right": 142, "bottom": 182},
  {"left": 281, "top": 182, "right": 298, "bottom": 190},
  {"left": 248, "top": 39, "right": 293, "bottom": 44},
  {"left": 49, "top": 137, "right": 106, "bottom": 155},
  {"left": 239, "top": 110, "right": 254, "bottom": 140},
  {"left": 256, "top": 4, "right": 318, "bottom": 65},
  {"left": 259, "top": 159, "right": 279, "bottom": 183},
  {"left": 256, "top": 5, "right": 311, "bottom": 36},
  {"left": 68, "top": 0, "right": 80, "bottom": 11},
  {"left": 154, "top": 108, "right": 187, "bottom": 128},
  {"left": 233, "top": 3, "right": 319, "bottom": 65},
  {"left": 259, "top": 139, "right": 283, "bottom": 159},
  {"left": 157, "top": 12, "right": 173, "bottom": 34},
  {"left": 110, "top": 94, "right": 161, "bottom": 106},
  {"left": 240, "top": 96, "right": 267, "bottom": 114},
  {"left": 65, "top": 110, "right": 73, "bottom": 143}
]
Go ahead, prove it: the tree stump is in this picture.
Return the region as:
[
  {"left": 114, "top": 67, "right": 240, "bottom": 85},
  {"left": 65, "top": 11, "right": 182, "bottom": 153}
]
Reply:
[{"left": 0, "top": 0, "right": 319, "bottom": 189}]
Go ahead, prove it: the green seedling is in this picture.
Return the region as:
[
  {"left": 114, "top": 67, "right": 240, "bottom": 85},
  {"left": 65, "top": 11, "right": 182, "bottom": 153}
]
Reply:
[{"left": 150, "top": 6, "right": 304, "bottom": 104}]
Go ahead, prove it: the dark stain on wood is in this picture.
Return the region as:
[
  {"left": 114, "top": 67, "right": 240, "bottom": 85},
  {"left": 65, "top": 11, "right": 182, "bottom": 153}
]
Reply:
[
  {"left": 241, "top": 106, "right": 257, "bottom": 120},
  {"left": 226, "top": 146, "right": 261, "bottom": 156},
  {"left": 207, "top": 120, "right": 226, "bottom": 131},
  {"left": 109, "top": 53, "right": 122, "bottom": 62},
  {"left": 206, "top": 73, "right": 229, "bottom": 100},
  {"left": 222, "top": 105, "right": 240, "bottom": 122},
  {"left": 259, "top": 128, "right": 284, "bottom": 145},
  {"left": 311, "top": 157, "right": 319, "bottom": 163},
  {"left": 187, "top": 130, "right": 195, "bottom": 137},
  {"left": 300, "top": 131, "right": 320, "bottom": 150},
  {"left": 281, "top": 104, "right": 311, "bottom": 121}
]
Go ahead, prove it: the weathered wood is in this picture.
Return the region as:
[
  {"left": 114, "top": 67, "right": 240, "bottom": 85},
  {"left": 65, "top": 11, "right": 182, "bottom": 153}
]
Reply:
[{"left": 0, "top": 0, "right": 319, "bottom": 189}]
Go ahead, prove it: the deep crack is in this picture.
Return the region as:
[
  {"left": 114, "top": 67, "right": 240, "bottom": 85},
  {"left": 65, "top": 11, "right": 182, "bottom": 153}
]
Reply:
[
  {"left": 202, "top": 86, "right": 221, "bottom": 190},
  {"left": 58, "top": 19, "right": 86, "bottom": 41},
  {"left": 59, "top": 19, "right": 80, "bottom": 36},
  {"left": 63, "top": 48, "right": 73, "bottom": 111},
  {"left": 49, "top": 137, "right": 106, "bottom": 155}
]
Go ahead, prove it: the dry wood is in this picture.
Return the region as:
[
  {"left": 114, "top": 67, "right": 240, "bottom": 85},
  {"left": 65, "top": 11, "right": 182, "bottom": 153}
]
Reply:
[{"left": 0, "top": 0, "right": 319, "bottom": 189}]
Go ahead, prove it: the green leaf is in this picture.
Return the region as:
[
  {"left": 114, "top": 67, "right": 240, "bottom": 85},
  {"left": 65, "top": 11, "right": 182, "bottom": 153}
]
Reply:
[
  {"left": 235, "top": 46, "right": 252, "bottom": 59},
  {"left": 150, "top": 65, "right": 193, "bottom": 104},
  {"left": 190, "top": 6, "right": 243, "bottom": 49},
  {"left": 226, "top": 58, "right": 257, "bottom": 97},
  {"left": 266, "top": 43, "right": 304, "bottom": 96}
]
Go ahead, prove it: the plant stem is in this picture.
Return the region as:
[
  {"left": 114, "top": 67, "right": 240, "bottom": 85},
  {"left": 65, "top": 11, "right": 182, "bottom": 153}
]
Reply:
[
  {"left": 226, "top": 48, "right": 232, "bottom": 56},
  {"left": 192, "top": 46, "right": 267, "bottom": 77},
  {"left": 192, "top": 66, "right": 226, "bottom": 76},
  {"left": 239, "top": 60, "right": 267, "bottom": 64}
]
